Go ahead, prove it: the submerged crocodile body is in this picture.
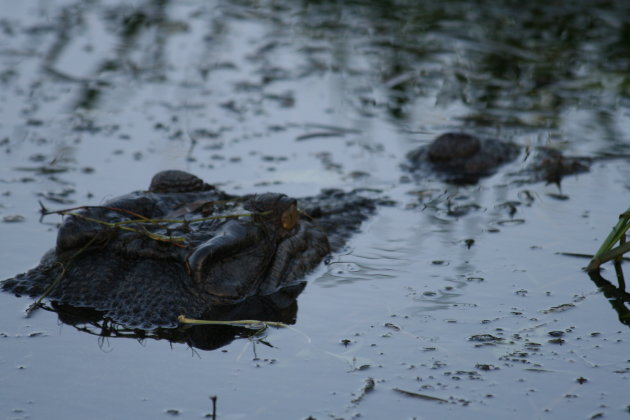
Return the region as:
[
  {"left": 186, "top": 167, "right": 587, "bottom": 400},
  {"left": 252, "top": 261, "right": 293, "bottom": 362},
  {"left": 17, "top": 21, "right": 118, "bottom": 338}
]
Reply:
[
  {"left": 1, "top": 170, "right": 376, "bottom": 329},
  {"left": 405, "top": 132, "right": 590, "bottom": 185}
]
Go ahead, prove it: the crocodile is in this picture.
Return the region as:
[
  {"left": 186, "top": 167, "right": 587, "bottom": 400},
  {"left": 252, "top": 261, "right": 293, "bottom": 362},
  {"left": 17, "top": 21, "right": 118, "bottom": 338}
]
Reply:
[
  {"left": 1, "top": 170, "right": 377, "bottom": 329},
  {"left": 404, "top": 132, "right": 590, "bottom": 185}
]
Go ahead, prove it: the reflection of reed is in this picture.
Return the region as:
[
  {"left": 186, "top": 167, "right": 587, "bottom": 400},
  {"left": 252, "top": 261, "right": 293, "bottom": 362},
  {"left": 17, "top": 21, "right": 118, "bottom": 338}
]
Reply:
[
  {"left": 290, "top": 0, "right": 630, "bottom": 137},
  {"left": 588, "top": 269, "right": 630, "bottom": 327},
  {"left": 32, "top": 0, "right": 630, "bottom": 142},
  {"left": 41, "top": 0, "right": 171, "bottom": 110}
]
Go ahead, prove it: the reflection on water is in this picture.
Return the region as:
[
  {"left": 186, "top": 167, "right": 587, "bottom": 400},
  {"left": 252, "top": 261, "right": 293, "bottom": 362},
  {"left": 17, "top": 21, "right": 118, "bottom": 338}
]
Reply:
[
  {"left": 45, "top": 283, "right": 306, "bottom": 351},
  {"left": 13, "top": 0, "right": 629, "bottom": 140},
  {"left": 589, "top": 268, "right": 630, "bottom": 327},
  {"left": 267, "top": 0, "right": 630, "bottom": 135}
]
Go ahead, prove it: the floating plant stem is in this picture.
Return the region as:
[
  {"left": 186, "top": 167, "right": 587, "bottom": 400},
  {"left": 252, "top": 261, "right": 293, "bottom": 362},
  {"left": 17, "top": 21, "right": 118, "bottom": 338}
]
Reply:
[
  {"left": 56, "top": 209, "right": 272, "bottom": 247},
  {"left": 63, "top": 212, "right": 188, "bottom": 245},
  {"left": 177, "top": 315, "right": 288, "bottom": 329},
  {"left": 100, "top": 211, "right": 269, "bottom": 226}
]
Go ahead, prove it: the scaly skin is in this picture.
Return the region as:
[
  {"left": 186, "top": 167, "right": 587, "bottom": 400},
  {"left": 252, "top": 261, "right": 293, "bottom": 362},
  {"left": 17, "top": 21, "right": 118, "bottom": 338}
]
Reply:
[{"left": 2, "top": 171, "right": 376, "bottom": 328}]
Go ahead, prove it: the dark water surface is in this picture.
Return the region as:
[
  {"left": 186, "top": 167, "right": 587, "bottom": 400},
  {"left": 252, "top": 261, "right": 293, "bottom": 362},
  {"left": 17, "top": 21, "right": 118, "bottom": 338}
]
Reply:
[{"left": 1, "top": 1, "right": 630, "bottom": 419}]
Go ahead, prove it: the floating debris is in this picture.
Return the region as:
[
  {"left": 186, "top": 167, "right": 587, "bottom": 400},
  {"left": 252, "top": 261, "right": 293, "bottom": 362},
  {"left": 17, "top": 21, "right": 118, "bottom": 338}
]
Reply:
[
  {"left": 351, "top": 377, "right": 375, "bottom": 404},
  {"left": 468, "top": 334, "right": 503, "bottom": 343},
  {"left": 3, "top": 214, "right": 24, "bottom": 223},
  {"left": 542, "top": 303, "right": 575, "bottom": 313},
  {"left": 393, "top": 388, "right": 449, "bottom": 403}
]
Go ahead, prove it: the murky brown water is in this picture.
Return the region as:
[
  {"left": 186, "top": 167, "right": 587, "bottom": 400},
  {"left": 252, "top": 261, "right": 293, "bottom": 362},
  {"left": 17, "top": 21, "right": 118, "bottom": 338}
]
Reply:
[{"left": 1, "top": 1, "right": 630, "bottom": 419}]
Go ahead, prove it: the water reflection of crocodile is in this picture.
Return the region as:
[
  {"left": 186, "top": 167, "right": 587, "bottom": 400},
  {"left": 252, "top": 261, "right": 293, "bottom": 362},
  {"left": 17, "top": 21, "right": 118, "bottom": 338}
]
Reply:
[
  {"left": 2, "top": 170, "right": 377, "bottom": 329},
  {"left": 404, "top": 132, "right": 591, "bottom": 185},
  {"left": 49, "top": 283, "right": 307, "bottom": 351}
]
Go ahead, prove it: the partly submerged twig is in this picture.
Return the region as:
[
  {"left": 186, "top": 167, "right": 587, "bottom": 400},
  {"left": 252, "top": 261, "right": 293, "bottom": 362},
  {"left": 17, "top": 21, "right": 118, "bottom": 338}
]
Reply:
[
  {"left": 208, "top": 396, "right": 217, "bottom": 420},
  {"left": 177, "top": 314, "right": 288, "bottom": 329},
  {"left": 587, "top": 206, "right": 630, "bottom": 272}
]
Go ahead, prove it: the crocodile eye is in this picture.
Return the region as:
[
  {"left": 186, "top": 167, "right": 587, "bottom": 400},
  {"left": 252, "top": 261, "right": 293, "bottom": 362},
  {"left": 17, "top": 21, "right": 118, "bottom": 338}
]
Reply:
[{"left": 281, "top": 203, "right": 298, "bottom": 230}]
